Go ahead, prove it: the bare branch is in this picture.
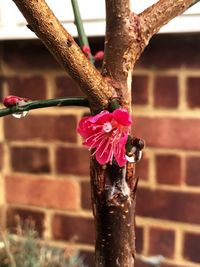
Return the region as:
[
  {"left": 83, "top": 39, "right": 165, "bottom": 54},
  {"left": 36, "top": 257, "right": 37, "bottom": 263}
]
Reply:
[
  {"left": 102, "top": 0, "right": 198, "bottom": 105},
  {"left": 0, "top": 97, "right": 89, "bottom": 117},
  {"left": 102, "top": 0, "right": 134, "bottom": 108},
  {"left": 139, "top": 0, "right": 195, "bottom": 46},
  {"left": 12, "top": 0, "right": 113, "bottom": 112},
  {"left": 189, "top": 0, "right": 200, "bottom": 8}
]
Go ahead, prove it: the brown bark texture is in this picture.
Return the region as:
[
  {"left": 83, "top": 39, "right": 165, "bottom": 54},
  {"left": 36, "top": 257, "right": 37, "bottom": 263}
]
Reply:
[
  {"left": 91, "top": 160, "right": 137, "bottom": 266},
  {"left": 12, "top": 0, "right": 113, "bottom": 112},
  {"left": 11, "top": 0, "right": 196, "bottom": 266}
]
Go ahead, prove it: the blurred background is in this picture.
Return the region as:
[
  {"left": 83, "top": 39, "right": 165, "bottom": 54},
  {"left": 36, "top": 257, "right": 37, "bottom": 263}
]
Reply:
[{"left": 0, "top": 1, "right": 200, "bottom": 266}]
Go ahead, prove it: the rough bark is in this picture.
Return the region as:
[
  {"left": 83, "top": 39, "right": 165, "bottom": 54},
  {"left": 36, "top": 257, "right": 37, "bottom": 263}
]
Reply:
[
  {"left": 95, "top": 2, "right": 138, "bottom": 266},
  {"left": 12, "top": 0, "right": 113, "bottom": 112},
  {"left": 94, "top": 1, "right": 195, "bottom": 266},
  {"left": 11, "top": 0, "right": 199, "bottom": 267},
  {"left": 102, "top": 0, "right": 194, "bottom": 108},
  {"left": 12, "top": 0, "right": 195, "bottom": 112},
  {"left": 102, "top": 0, "right": 134, "bottom": 107},
  {"left": 91, "top": 160, "right": 137, "bottom": 266},
  {"left": 139, "top": 0, "right": 195, "bottom": 47}
]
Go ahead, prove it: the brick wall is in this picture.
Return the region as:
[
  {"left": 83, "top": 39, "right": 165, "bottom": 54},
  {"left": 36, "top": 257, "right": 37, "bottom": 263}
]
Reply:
[{"left": 0, "top": 34, "right": 200, "bottom": 267}]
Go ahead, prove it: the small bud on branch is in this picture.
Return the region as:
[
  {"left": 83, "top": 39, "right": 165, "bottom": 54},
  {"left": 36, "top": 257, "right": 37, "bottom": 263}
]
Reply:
[
  {"left": 0, "top": 96, "right": 89, "bottom": 117},
  {"left": 3, "top": 95, "right": 29, "bottom": 108}
]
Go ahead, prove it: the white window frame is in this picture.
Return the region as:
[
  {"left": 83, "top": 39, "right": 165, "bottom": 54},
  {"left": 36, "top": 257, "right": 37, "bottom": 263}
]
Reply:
[{"left": 0, "top": 0, "right": 200, "bottom": 40}]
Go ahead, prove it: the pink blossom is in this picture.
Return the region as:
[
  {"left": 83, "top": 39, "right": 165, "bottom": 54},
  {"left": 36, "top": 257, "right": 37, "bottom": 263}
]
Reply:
[
  {"left": 82, "top": 45, "right": 91, "bottom": 58},
  {"left": 3, "top": 95, "right": 29, "bottom": 107},
  {"left": 93, "top": 51, "right": 104, "bottom": 61},
  {"left": 77, "top": 108, "right": 132, "bottom": 167}
]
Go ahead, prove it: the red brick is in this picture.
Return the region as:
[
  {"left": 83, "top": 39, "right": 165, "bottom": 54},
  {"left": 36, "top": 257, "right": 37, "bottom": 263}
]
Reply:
[
  {"left": 154, "top": 76, "right": 178, "bottom": 108},
  {"left": 161, "top": 264, "right": 187, "bottom": 267},
  {"left": 136, "top": 226, "right": 144, "bottom": 254},
  {"left": 135, "top": 261, "right": 149, "bottom": 267},
  {"left": 81, "top": 182, "right": 91, "bottom": 210},
  {"left": 187, "top": 77, "right": 200, "bottom": 108},
  {"left": 136, "top": 34, "right": 200, "bottom": 69},
  {"left": 0, "top": 76, "right": 5, "bottom": 100},
  {"left": 3, "top": 40, "right": 60, "bottom": 70},
  {"left": 7, "top": 207, "right": 45, "bottom": 237},
  {"left": 5, "top": 175, "right": 80, "bottom": 210},
  {"left": 136, "top": 188, "right": 200, "bottom": 224},
  {"left": 52, "top": 214, "right": 94, "bottom": 244},
  {"left": 4, "top": 115, "right": 77, "bottom": 142},
  {"left": 186, "top": 156, "right": 200, "bottom": 186},
  {"left": 0, "top": 144, "right": 3, "bottom": 170},
  {"left": 7, "top": 76, "right": 46, "bottom": 100},
  {"left": 132, "top": 75, "right": 149, "bottom": 105},
  {"left": 135, "top": 155, "right": 149, "bottom": 181},
  {"left": 11, "top": 146, "right": 50, "bottom": 173},
  {"left": 148, "top": 227, "right": 175, "bottom": 258},
  {"left": 183, "top": 232, "right": 200, "bottom": 263},
  {"left": 155, "top": 154, "right": 182, "bottom": 185},
  {"left": 56, "top": 147, "right": 90, "bottom": 176},
  {"left": 134, "top": 117, "right": 200, "bottom": 150},
  {"left": 54, "top": 76, "right": 83, "bottom": 98}
]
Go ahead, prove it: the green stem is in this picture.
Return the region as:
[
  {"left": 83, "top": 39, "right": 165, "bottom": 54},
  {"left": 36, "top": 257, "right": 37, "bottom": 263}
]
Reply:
[
  {"left": 71, "top": 0, "right": 94, "bottom": 63},
  {"left": 0, "top": 97, "right": 89, "bottom": 117}
]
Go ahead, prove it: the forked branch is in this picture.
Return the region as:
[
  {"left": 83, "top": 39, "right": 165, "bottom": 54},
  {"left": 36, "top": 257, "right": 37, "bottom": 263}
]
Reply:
[
  {"left": 103, "top": 0, "right": 136, "bottom": 109},
  {"left": 139, "top": 0, "right": 196, "bottom": 47},
  {"left": 103, "top": 0, "right": 197, "bottom": 108},
  {"left": 12, "top": 0, "right": 113, "bottom": 112},
  {"left": 12, "top": 0, "right": 199, "bottom": 112}
]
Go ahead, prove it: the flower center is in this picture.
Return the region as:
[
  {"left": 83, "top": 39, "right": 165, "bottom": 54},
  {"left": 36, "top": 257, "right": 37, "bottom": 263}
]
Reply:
[{"left": 103, "top": 122, "right": 112, "bottom": 133}]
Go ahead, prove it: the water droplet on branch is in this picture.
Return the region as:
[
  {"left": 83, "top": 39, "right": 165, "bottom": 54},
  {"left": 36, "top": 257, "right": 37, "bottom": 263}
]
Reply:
[
  {"left": 126, "top": 150, "right": 142, "bottom": 163},
  {"left": 12, "top": 111, "right": 28, "bottom": 119}
]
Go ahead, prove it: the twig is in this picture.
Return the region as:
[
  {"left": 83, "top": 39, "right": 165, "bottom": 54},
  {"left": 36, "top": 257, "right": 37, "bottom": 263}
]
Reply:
[
  {"left": 139, "top": 0, "right": 195, "bottom": 46},
  {"left": 71, "top": 0, "right": 94, "bottom": 63},
  {"left": 11, "top": 0, "right": 113, "bottom": 112},
  {"left": 189, "top": 0, "right": 200, "bottom": 8},
  {"left": 103, "top": 0, "right": 133, "bottom": 108},
  {"left": 0, "top": 97, "right": 89, "bottom": 117}
]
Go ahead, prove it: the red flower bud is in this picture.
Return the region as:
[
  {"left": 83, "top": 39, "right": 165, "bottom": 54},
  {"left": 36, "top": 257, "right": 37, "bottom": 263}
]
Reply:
[
  {"left": 82, "top": 45, "right": 92, "bottom": 59},
  {"left": 94, "top": 51, "right": 104, "bottom": 61},
  {"left": 82, "top": 45, "right": 91, "bottom": 55},
  {"left": 3, "top": 95, "right": 29, "bottom": 107}
]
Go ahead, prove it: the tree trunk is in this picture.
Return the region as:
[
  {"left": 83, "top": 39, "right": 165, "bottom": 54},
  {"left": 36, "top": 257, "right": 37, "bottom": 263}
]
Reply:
[
  {"left": 10, "top": 1, "right": 197, "bottom": 266},
  {"left": 91, "top": 159, "right": 137, "bottom": 266}
]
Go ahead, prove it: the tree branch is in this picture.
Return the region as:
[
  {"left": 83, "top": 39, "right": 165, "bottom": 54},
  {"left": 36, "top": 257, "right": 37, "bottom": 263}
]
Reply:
[
  {"left": 71, "top": 0, "right": 94, "bottom": 64},
  {"left": 189, "top": 0, "right": 200, "bottom": 8},
  {"left": 0, "top": 97, "right": 89, "bottom": 117},
  {"left": 139, "top": 0, "right": 195, "bottom": 47},
  {"left": 102, "top": 0, "right": 134, "bottom": 108},
  {"left": 12, "top": 0, "right": 113, "bottom": 112}
]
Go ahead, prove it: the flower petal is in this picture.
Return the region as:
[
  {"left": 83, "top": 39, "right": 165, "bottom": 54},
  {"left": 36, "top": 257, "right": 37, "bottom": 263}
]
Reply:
[
  {"left": 88, "top": 110, "right": 112, "bottom": 124},
  {"left": 77, "top": 108, "right": 132, "bottom": 167},
  {"left": 77, "top": 116, "right": 91, "bottom": 138},
  {"left": 113, "top": 133, "right": 128, "bottom": 167},
  {"left": 95, "top": 140, "right": 113, "bottom": 165},
  {"left": 83, "top": 130, "right": 105, "bottom": 148},
  {"left": 113, "top": 108, "right": 132, "bottom": 126}
]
